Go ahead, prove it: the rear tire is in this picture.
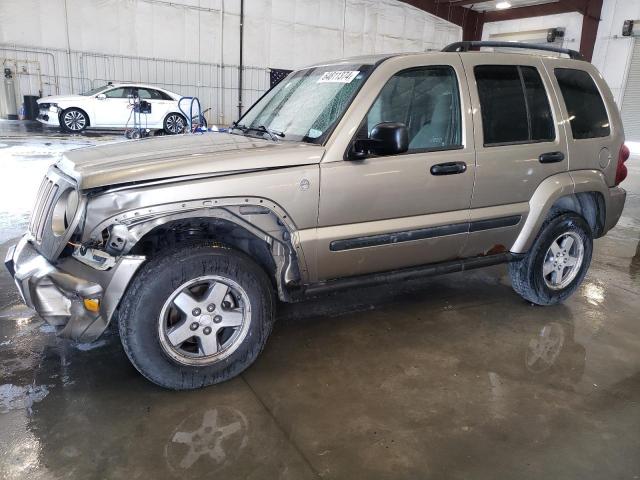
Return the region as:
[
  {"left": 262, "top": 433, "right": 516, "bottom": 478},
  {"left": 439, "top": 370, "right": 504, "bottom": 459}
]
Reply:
[
  {"left": 163, "top": 113, "right": 186, "bottom": 134},
  {"left": 118, "top": 245, "right": 275, "bottom": 390},
  {"left": 509, "top": 211, "right": 592, "bottom": 305}
]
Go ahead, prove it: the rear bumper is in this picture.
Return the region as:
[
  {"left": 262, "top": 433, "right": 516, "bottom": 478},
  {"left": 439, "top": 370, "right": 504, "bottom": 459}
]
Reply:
[
  {"left": 5, "top": 236, "right": 145, "bottom": 342},
  {"left": 604, "top": 186, "right": 626, "bottom": 233}
]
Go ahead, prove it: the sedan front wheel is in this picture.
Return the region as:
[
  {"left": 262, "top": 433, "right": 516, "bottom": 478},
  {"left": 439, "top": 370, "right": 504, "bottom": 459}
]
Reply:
[{"left": 60, "top": 108, "right": 88, "bottom": 133}]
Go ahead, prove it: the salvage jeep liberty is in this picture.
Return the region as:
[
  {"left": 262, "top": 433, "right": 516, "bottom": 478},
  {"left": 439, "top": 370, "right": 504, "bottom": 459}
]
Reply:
[{"left": 6, "top": 42, "right": 629, "bottom": 389}]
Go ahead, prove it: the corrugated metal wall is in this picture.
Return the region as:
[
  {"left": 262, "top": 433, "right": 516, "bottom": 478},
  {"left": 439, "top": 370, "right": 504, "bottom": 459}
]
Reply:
[
  {"left": 621, "top": 38, "right": 640, "bottom": 142},
  {"left": 0, "top": 43, "right": 269, "bottom": 125}
]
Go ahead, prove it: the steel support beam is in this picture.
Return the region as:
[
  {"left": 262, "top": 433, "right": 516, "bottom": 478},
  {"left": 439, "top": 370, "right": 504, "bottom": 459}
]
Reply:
[
  {"left": 579, "top": 0, "right": 603, "bottom": 61},
  {"left": 405, "top": 1, "right": 602, "bottom": 60},
  {"left": 482, "top": 0, "right": 602, "bottom": 62},
  {"left": 447, "top": 0, "right": 488, "bottom": 6}
]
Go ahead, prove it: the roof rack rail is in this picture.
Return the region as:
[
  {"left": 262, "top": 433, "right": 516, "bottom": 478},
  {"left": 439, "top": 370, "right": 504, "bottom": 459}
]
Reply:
[{"left": 442, "top": 41, "right": 585, "bottom": 61}]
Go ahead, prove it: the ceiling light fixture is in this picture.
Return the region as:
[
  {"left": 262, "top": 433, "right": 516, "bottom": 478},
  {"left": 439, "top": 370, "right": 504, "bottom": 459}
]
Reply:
[{"left": 496, "top": 1, "right": 512, "bottom": 9}]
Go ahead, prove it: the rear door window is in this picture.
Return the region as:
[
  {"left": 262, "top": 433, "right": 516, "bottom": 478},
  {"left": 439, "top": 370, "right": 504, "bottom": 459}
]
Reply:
[
  {"left": 554, "top": 68, "right": 610, "bottom": 139},
  {"left": 135, "top": 88, "right": 169, "bottom": 100},
  {"left": 474, "top": 65, "right": 555, "bottom": 146},
  {"left": 133, "top": 88, "right": 152, "bottom": 99},
  {"left": 157, "top": 90, "right": 174, "bottom": 100}
]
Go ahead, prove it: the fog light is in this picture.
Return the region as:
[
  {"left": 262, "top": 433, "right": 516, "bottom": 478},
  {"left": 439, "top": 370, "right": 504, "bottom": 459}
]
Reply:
[{"left": 83, "top": 298, "right": 100, "bottom": 312}]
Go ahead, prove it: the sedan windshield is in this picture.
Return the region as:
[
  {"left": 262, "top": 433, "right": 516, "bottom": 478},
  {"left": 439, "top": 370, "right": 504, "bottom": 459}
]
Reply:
[
  {"left": 233, "top": 64, "right": 373, "bottom": 143},
  {"left": 80, "top": 85, "right": 109, "bottom": 96}
]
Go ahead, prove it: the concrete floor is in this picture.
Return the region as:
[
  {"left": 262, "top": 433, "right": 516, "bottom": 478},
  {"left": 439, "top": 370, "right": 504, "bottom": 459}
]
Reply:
[{"left": 1, "top": 120, "right": 639, "bottom": 479}]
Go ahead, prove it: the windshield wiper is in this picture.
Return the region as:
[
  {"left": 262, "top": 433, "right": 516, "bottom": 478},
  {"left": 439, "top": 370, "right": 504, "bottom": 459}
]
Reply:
[{"left": 231, "top": 123, "right": 285, "bottom": 141}]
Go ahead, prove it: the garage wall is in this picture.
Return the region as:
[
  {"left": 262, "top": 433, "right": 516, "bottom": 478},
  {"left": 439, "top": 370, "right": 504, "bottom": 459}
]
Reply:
[
  {"left": 481, "top": 12, "right": 583, "bottom": 52},
  {"left": 591, "top": 0, "right": 640, "bottom": 142},
  {"left": 0, "top": 0, "right": 461, "bottom": 125},
  {"left": 478, "top": 1, "right": 640, "bottom": 113},
  {"left": 591, "top": 0, "right": 640, "bottom": 105}
]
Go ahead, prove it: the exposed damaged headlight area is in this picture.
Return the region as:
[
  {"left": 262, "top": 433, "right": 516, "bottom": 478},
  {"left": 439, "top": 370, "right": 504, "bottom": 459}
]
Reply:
[
  {"left": 72, "top": 245, "right": 116, "bottom": 271},
  {"left": 28, "top": 166, "right": 85, "bottom": 261}
]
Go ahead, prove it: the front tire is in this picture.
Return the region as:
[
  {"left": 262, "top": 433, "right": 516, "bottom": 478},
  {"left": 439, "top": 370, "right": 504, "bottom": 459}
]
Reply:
[
  {"left": 118, "top": 245, "right": 275, "bottom": 390},
  {"left": 509, "top": 212, "right": 593, "bottom": 305},
  {"left": 60, "top": 108, "right": 88, "bottom": 133}
]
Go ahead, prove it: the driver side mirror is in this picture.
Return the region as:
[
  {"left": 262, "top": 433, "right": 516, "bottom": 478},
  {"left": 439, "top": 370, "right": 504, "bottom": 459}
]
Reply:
[
  {"left": 96, "top": 93, "right": 106, "bottom": 100},
  {"left": 348, "top": 122, "right": 409, "bottom": 160}
]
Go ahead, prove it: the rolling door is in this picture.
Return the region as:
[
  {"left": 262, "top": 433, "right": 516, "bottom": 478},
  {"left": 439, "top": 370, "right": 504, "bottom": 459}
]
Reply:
[{"left": 622, "top": 38, "right": 640, "bottom": 141}]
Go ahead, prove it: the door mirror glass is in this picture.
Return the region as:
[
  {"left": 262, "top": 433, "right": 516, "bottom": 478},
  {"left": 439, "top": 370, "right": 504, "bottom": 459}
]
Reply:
[
  {"left": 348, "top": 122, "right": 409, "bottom": 160},
  {"left": 96, "top": 93, "right": 106, "bottom": 100}
]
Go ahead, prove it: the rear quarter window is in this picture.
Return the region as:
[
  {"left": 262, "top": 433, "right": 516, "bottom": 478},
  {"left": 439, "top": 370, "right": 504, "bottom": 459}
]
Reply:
[
  {"left": 157, "top": 90, "right": 174, "bottom": 101},
  {"left": 554, "top": 68, "right": 610, "bottom": 139}
]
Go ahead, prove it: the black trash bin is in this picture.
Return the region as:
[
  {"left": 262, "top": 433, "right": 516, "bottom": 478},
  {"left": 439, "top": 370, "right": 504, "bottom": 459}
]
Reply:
[{"left": 23, "top": 95, "right": 40, "bottom": 120}]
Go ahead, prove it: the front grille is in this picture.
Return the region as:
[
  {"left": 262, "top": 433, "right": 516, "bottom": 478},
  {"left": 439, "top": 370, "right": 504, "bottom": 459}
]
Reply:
[
  {"left": 27, "top": 167, "right": 80, "bottom": 261},
  {"left": 29, "top": 175, "right": 59, "bottom": 242}
]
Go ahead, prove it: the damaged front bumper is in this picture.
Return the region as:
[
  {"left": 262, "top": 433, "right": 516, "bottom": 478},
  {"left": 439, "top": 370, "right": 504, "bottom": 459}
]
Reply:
[{"left": 5, "top": 236, "right": 145, "bottom": 342}]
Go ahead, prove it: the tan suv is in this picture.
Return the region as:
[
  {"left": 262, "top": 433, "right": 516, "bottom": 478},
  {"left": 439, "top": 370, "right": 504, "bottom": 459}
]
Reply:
[{"left": 5, "top": 41, "right": 629, "bottom": 389}]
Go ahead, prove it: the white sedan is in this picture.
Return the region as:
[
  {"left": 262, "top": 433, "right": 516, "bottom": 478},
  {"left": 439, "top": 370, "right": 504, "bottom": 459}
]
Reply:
[{"left": 36, "top": 83, "right": 188, "bottom": 134}]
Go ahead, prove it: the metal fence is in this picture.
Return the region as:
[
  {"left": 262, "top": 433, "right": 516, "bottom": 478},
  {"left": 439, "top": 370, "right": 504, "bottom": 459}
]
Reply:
[{"left": 1, "top": 43, "right": 270, "bottom": 125}]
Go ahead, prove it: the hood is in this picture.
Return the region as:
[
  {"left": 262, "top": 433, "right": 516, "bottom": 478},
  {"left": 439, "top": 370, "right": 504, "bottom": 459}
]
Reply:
[
  {"left": 37, "top": 94, "right": 87, "bottom": 104},
  {"left": 57, "top": 133, "right": 325, "bottom": 190}
]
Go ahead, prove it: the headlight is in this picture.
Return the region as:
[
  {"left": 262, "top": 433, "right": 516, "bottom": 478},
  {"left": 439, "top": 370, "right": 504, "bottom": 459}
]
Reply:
[
  {"left": 49, "top": 104, "right": 59, "bottom": 113},
  {"left": 51, "top": 189, "right": 79, "bottom": 236}
]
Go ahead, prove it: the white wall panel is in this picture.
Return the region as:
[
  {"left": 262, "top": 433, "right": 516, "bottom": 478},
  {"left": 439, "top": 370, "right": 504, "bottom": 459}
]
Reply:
[
  {"left": 0, "top": 0, "right": 461, "bottom": 124},
  {"left": 592, "top": 0, "right": 640, "bottom": 106},
  {"left": 244, "top": 0, "right": 461, "bottom": 69}
]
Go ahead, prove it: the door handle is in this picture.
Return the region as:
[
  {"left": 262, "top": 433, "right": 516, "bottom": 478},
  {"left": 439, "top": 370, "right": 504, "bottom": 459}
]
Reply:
[
  {"left": 539, "top": 151, "right": 565, "bottom": 163},
  {"left": 430, "top": 161, "right": 467, "bottom": 176}
]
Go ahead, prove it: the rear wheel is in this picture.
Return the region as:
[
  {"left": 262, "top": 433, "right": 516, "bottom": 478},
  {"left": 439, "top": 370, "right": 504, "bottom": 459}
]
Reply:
[
  {"left": 119, "top": 245, "right": 275, "bottom": 389},
  {"left": 509, "top": 212, "right": 592, "bottom": 305},
  {"left": 163, "top": 113, "right": 186, "bottom": 134},
  {"left": 60, "top": 108, "right": 88, "bottom": 133}
]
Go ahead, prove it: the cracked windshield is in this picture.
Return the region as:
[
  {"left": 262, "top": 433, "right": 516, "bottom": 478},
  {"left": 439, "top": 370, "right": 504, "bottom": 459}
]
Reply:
[{"left": 232, "top": 64, "right": 373, "bottom": 143}]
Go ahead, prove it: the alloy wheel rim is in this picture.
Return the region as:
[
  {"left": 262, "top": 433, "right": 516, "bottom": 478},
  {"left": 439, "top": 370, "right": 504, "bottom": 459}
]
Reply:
[
  {"left": 542, "top": 232, "right": 584, "bottom": 290},
  {"left": 64, "top": 110, "right": 86, "bottom": 131},
  {"left": 166, "top": 114, "right": 185, "bottom": 133},
  {"left": 158, "top": 275, "right": 251, "bottom": 366}
]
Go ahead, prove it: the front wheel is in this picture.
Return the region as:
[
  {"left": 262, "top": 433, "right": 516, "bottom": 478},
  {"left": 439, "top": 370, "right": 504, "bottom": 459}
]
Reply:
[
  {"left": 118, "top": 245, "right": 275, "bottom": 389},
  {"left": 509, "top": 212, "right": 593, "bottom": 305},
  {"left": 163, "top": 113, "right": 186, "bottom": 134},
  {"left": 60, "top": 108, "right": 88, "bottom": 133}
]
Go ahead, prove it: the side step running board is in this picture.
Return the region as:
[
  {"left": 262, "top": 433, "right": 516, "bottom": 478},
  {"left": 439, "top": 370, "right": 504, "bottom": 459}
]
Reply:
[{"left": 300, "top": 252, "right": 521, "bottom": 298}]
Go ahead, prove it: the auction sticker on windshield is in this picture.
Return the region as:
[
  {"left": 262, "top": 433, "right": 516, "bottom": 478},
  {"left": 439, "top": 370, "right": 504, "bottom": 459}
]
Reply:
[{"left": 317, "top": 71, "right": 360, "bottom": 83}]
